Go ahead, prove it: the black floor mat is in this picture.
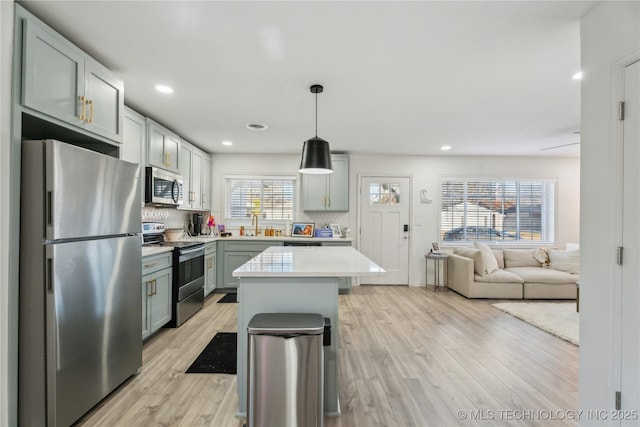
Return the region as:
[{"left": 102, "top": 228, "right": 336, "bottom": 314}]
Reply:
[
  {"left": 185, "top": 332, "right": 237, "bottom": 374},
  {"left": 217, "top": 293, "right": 237, "bottom": 303}
]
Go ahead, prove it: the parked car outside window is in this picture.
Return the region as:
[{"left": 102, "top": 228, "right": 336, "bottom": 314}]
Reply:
[{"left": 443, "top": 226, "right": 516, "bottom": 241}]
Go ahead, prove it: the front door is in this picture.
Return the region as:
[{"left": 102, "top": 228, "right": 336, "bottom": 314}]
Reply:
[{"left": 359, "top": 176, "right": 410, "bottom": 285}]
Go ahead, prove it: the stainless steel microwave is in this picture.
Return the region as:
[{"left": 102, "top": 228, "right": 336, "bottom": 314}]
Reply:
[{"left": 145, "top": 166, "right": 184, "bottom": 207}]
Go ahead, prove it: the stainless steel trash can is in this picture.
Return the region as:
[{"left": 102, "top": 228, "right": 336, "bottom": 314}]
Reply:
[{"left": 247, "top": 313, "right": 325, "bottom": 427}]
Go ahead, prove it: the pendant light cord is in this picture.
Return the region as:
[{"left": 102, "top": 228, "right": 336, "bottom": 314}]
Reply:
[{"left": 315, "top": 92, "right": 318, "bottom": 137}]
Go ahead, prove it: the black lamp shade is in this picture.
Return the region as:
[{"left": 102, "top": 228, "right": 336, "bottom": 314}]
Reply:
[{"left": 299, "top": 137, "right": 333, "bottom": 174}]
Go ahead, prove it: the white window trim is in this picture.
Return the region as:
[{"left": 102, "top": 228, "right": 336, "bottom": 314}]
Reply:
[
  {"left": 438, "top": 176, "right": 557, "bottom": 246},
  {"left": 223, "top": 174, "right": 297, "bottom": 226}
]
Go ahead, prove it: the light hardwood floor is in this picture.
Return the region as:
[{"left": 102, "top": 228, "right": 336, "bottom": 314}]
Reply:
[{"left": 75, "top": 286, "right": 578, "bottom": 427}]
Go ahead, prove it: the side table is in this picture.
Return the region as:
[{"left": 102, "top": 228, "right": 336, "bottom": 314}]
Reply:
[{"left": 426, "top": 252, "right": 449, "bottom": 292}]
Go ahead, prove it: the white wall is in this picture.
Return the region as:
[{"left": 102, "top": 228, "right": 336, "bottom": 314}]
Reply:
[
  {"left": 0, "top": 1, "right": 14, "bottom": 426},
  {"left": 580, "top": 2, "right": 640, "bottom": 424},
  {"left": 212, "top": 152, "right": 580, "bottom": 285}
]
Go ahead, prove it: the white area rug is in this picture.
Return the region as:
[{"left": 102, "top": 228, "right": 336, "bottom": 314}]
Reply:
[{"left": 491, "top": 302, "right": 579, "bottom": 345}]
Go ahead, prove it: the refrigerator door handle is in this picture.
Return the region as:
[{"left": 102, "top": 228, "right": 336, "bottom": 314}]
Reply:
[
  {"left": 46, "top": 258, "right": 53, "bottom": 293},
  {"left": 47, "top": 191, "right": 53, "bottom": 226}
]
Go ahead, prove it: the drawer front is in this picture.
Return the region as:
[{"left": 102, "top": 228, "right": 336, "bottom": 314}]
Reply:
[
  {"left": 223, "top": 241, "right": 282, "bottom": 252},
  {"left": 205, "top": 242, "right": 216, "bottom": 255},
  {"left": 142, "top": 253, "right": 172, "bottom": 275}
]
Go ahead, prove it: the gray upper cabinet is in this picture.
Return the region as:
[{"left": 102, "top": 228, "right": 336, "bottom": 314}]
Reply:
[
  {"left": 122, "top": 107, "right": 146, "bottom": 207},
  {"left": 147, "top": 119, "right": 180, "bottom": 172},
  {"left": 202, "top": 155, "right": 212, "bottom": 211},
  {"left": 191, "top": 149, "right": 203, "bottom": 209},
  {"left": 22, "top": 19, "right": 124, "bottom": 143},
  {"left": 179, "top": 140, "right": 210, "bottom": 211},
  {"left": 302, "top": 154, "right": 349, "bottom": 211},
  {"left": 84, "top": 60, "right": 123, "bottom": 141},
  {"left": 178, "top": 142, "right": 192, "bottom": 209}
]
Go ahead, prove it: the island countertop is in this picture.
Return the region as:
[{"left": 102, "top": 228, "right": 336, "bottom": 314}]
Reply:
[{"left": 233, "top": 246, "right": 385, "bottom": 277}]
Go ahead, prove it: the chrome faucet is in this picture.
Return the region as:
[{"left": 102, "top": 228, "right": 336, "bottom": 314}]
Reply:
[{"left": 251, "top": 214, "right": 259, "bottom": 236}]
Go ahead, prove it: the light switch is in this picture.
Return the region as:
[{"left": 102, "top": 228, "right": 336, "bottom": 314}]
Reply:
[{"left": 415, "top": 218, "right": 423, "bottom": 226}]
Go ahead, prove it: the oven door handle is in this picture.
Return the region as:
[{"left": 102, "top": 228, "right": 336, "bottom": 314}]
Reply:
[{"left": 180, "top": 246, "right": 205, "bottom": 256}]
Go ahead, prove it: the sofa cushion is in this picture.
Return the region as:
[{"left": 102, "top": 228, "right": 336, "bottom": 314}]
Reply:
[
  {"left": 548, "top": 249, "right": 580, "bottom": 275},
  {"left": 493, "top": 249, "right": 504, "bottom": 269},
  {"left": 503, "top": 249, "right": 541, "bottom": 268},
  {"left": 473, "top": 241, "right": 499, "bottom": 274},
  {"left": 455, "top": 247, "right": 485, "bottom": 276},
  {"left": 475, "top": 269, "right": 524, "bottom": 284},
  {"left": 505, "top": 267, "right": 578, "bottom": 284}
]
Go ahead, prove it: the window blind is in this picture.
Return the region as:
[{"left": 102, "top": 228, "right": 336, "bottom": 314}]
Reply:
[
  {"left": 440, "top": 178, "right": 556, "bottom": 243},
  {"left": 225, "top": 176, "right": 296, "bottom": 221}
]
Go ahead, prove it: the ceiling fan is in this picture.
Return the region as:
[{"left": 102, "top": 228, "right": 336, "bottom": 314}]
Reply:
[
  {"left": 540, "top": 131, "right": 580, "bottom": 151},
  {"left": 540, "top": 142, "right": 580, "bottom": 151}
]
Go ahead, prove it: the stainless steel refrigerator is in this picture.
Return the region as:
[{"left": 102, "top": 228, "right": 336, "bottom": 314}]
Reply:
[{"left": 19, "top": 139, "right": 142, "bottom": 426}]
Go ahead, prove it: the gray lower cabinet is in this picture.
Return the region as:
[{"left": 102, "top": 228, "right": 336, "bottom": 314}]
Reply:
[
  {"left": 22, "top": 18, "right": 124, "bottom": 142},
  {"left": 142, "top": 253, "right": 172, "bottom": 339},
  {"left": 216, "top": 240, "right": 352, "bottom": 292},
  {"left": 204, "top": 243, "right": 217, "bottom": 296},
  {"left": 322, "top": 241, "right": 352, "bottom": 293},
  {"left": 217, "top": 241, "right": 283, "bottom": 289}
]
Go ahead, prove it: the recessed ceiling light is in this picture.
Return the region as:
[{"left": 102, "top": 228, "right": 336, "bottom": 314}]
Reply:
[
  {"left": 441, "top": 145, "right": 452, "bottom": 151},
  {"left": 155, "top": 84, "right": 174, "bottom": 94},
  {"left": 222, "top": 141, "right": 233, "bottom": 146},
  {"left": 572, "top": 72, "right": 583, "bottom": 80},
  {"left": 246, "top": 123, "right": 268, "bottom": 131}
]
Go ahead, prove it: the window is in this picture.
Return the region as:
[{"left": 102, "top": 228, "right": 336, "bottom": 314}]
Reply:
[
  {"left": 225, "top": 176, "right": 296, "bottom": 222},
  {"left": 369, "top": 182, "right": 401, "bottom": 205},
  {"left": 440, "top": 178, "right": 556, "bottom": 243}
]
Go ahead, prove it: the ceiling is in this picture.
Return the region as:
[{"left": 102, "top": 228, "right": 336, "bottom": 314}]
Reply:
[{"left": 20, "top": 1, "right": 597, "bottom": 157}]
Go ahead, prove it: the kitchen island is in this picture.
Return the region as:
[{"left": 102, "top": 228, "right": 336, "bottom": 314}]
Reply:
[{"left": 233, "top": 246, "right": 384, "bottom": 418}]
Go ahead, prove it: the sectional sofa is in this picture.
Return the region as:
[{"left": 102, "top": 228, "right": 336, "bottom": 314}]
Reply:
[{"left": 446, "top": 245, "right": 579, "bottom": 299}]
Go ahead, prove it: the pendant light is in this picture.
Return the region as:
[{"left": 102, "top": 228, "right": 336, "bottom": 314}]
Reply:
[{"left": 299, "top": 84, "right": 333, "bottom": 174}]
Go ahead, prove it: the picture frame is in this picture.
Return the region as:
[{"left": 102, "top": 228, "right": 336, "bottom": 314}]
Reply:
[
  {"left": 432, "top": 242, "right": 440, "bottom": 252},
  {"left": 291, "top": 222, "right": 315, "bottom": 237},
  {"left": 329, "top": 223, "right": 342, "bottom": 237}
]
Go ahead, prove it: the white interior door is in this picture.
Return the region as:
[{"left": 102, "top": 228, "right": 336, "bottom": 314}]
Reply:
[
  {"left": 621, "top": 59, "right": 640, "bottom": 421},
  {"left": 359, "top": 176, "right": 410, "bottom": 285}
]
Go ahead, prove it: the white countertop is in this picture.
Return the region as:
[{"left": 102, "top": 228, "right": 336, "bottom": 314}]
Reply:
[{"left": 233, "top": 246, "right": 385, "bottom": 277}]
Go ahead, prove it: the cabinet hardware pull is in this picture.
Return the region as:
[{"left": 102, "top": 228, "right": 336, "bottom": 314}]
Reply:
[
  {"left": 152, "top": 279, "right": 157, "bottom": 295},
  {"left": 87, "top": 99, "right": 94, "bottom": 123},
  {"left": 147, "top": 280, "right": 153, "bottom": 297},
  {"left": 78, "top": 96, "right": 86, "bottom": 120},
  {"left": 144, "top": 261, "right": 157, "bottom": 268}
]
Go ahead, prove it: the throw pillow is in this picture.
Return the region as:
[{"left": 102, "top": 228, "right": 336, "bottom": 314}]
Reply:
[
  {"left": 473, "top": 241, "right": 499, "bottom": 274},
  {"left": 456, "top": 247, "right": 486, "bottom": 276},
  {"left": 533, "top": 248, "right": 550, "bottom": 267},
  {"left": 548, "top": 249, "right": 580, "bottom": 275},
  {"left": 503, "top": 249, "right": 540, "bottom": 268}
]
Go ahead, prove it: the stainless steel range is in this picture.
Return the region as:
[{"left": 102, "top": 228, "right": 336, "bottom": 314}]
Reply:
[{"left": 143, "top": 222, "right": 205, "bottom": 327}]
